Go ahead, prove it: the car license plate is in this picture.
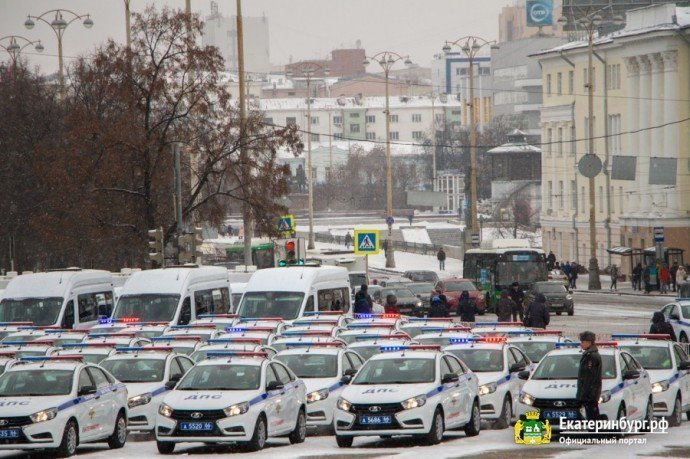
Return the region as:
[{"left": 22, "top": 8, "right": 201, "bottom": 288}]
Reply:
[
  {"left": 359, "top": 415, "right": 392, "bottom": 425},
  {"left": 0, "top": 429, "right": 20, "bottom": 439},
  {"left": 179, "top": 422, "right": 214, "bottom": 431},
  {"left": 543, "top": 410, "right": 577, "bottom": 420}
]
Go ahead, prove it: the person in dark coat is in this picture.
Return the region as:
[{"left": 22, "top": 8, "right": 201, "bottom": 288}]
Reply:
[
  {"left": 570, "top": 265, "right": 579, "bottom": 289},
  {"left": 354, "top": 284, "right": 373, "bottom": 314},
  {"left": 643, "top": 265, "right": 652, "bottom": 294},
  {"left": 428, "top": 296, "right": 450, "bottom": 318},
  {"left": 650, "top": 311, "right": 677, "bottom": 341},
  {"left": 496, "top": 290, "right": 514, "bottom": 322},
  {"left": 524, "top": 293, "right": 550, "bottom": 329},
  {"left": 457, "top": 290, "right": 479, "bottom": 322},
  {"left": 508, "top": 282, "right": 525, "bottom": 322},
  {"left": 437, "top": 248, "right": 447, "bottom": 271},
  {"left": 547, "top": 251, "right": 556, "bottom": 270},
  {"left": 384, "top": 294, "right": 399, "bottom": 314},
  {"left": 577, "top": 331, "right": 602, "bottom": 421},
  {"left": 344, "top": 232, "right": 353, "bottom": 249},
  {"left": 632, "top": 263, "right": 643, "bottom": 291}
]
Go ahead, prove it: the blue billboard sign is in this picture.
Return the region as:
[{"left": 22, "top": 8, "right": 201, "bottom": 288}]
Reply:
[{"left": 526, "top": 0, "right": 553, "bottom": 27}]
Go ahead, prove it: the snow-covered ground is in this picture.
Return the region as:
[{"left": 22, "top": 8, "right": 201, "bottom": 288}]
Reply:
[{"left": 401, "top": 227, "right": 432, "bottom": 244}]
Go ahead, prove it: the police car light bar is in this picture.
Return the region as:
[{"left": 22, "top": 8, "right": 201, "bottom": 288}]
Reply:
[
  {"left": 303, "top": 311, "right": 344, "bottom": 316},
  {"left": 63, "top": 342, "right": 119, "bottom": 348},
  {"left": 473, "top": 322, "right": 524, "bottom": 327},
  {"left": 87, "top": 332, "right": 137, "bottom": 338},
  {"left": 596, "top": 342, "right": 618, "bottom": 347},
  {"left": 197, "top": 314, "right": 238, "bottom": 319},
  {"left": 239, "top": 317, "right": 284, "bottom": 322},
  {"left": 448, "top": 337, "right": 478, "bottom": 344},
  {"left": 98, "top": 317, "right": 140, "bottom": 324},
  {"left": 292, "top": 319, "right": 340, "bottom": 325},
  {"left": 206, "top": 351, "right": 267, "bottom": 358},
  {"left": 169, "top": 324, "right": 217, "bottom": 329},
  {"left": 353, "top": 334, "right": 409, "bottom": 341},
  {"left": 610, "top": 334, "right": 670, "bottom": 340},
  {"left": 17, "top": 326, "right": 61, "bottom": 330},
  {"left": 225, "top": 327, "right": 275, "bottom": 333},
  {"left": 675, "top": 298, "right": 690, "bottom": 301},
  {"left": 280, "top": 330, "right": 333, "bottom": 336},
  {"left": 44, "top": 329, "right": 89, "bottom": 334},
  {"left": 207, "top": 338, "right": 263, "bottom": 344},
  {"left": 20, "top": 355, "right": 84, "bottom": 362},
  {"left": 284, "top": 342, "right": 344, "bottom": 348},
  {"left": 354, "top": 313, "right": 400, "bottom": 319},
  {"left": 0, "top": 322, "right": 33, "bottom": 326},
  {"left": 347, "top": 323, "right": 396, "bottom": 329},
  {"left": 408, "top": 318, "right": 455, "bottom": 322},
  {"left": 532, "top": 330, "right": 563, "bottom": 336},
  {"left": 152, "top": 336, "right": 202, "bottom": 341},
  {"left": 0, "top": 351, "right": 17, "bottom": 356},
  {"left": 116, "top": 346, "right": 174, "bottom": 353},
  {"left": 380, "top": 345, "right": 441, "bottom": 352},
  {"left": 555, "top": 342, "right": 581, "bottom": 347},
  {"left": 419, "top": 326, "right": 471, "bottom": 332},
  {"left": 504, "top": 330, "right": 534, "bottom": 335},
  {"left": 4, "top": 340, "right": 54, "bottom": 346},
  {"left": 480, "top": 336, "right": 508, "bottom": 343}
]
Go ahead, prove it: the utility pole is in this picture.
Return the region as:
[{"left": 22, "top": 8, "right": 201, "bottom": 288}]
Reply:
[
  {"left": 124, "top": 0, "right": 131, "bottom": 48},
  {"left": 236, "top": 0, "right": 252, "bottom": 266},
  {"left": 174, "top": 143, "right": 184, "bottom": 263}
]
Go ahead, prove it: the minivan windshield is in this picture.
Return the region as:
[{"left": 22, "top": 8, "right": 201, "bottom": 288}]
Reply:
[
  {"left": 112, "top": 294, "right": 180, "bottom": 323},
  {"left": 238, "top": 292, "right": 305, "bottom": 320},
  {"left": 0, "top": 298, "right": 63, "bottom": 326}
]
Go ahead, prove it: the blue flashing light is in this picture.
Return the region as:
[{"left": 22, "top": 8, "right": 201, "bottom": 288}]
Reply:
[
  {"left": 448, "top": 338, "right": 477, "bottom": 344},
  {"left": 473, "top": 322, "right": 499, "bottom": 326},
  {"left": 87, "top": 333, "right": 117, "bottom": 338},
  {"left": 44, "top": 329, "right": 70, "bottom": 334},
  {"left": 98, "top": 318, "right": 113, "bottom": 324},
  {"left": 354, "top": 314, "right": 374, "bottom": 319},
  {"left": 610, "top": 334, "right": 641, "bottom": 339},
  {"left": 226, "top": 327, "right": 246, "bottom": 333},
  {"left": 18, "top": 356, "right": 80, "bottom": 362},
  {"left": 380, "top": 345, "right": 405, "bottom": 352},
  {"left": 504, "top": 330, "right": 535, "bottom": 335},
  {"left": 114, "top": 347, "right": 146, "bottom": 352},
  {"left": 354, "top": 335, "right": 397, "bottom": 341},
  {"left": 555, "top": 342, "right": 581, "bottom": 347},
  {"left": 347, "top": 324, "right": 390, "bottom": 329},
  {"left": 2, "top": 341, "right": 31, "bottom": 346}
]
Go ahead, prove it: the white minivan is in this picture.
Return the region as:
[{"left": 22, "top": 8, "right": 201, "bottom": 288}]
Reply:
[
  {"left": 237, "top": 266, "right": 351, "bottom": 321},
  {"left": 108, "top": 266, "right": 231, "bottom": 325},
  {"left": 0, "top": 269, "right": 115, "bottom": 329}
]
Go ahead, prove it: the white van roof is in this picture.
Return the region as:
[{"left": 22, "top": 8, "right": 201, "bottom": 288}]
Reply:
[
  {"left": 122, "top": 267, "right": 229, "bottom": 295},
  {"left": 230, "top": 282, "right": 247, "bottom": 294},
  {"left": 244, "top": 266, "right": 349, "bottom": 293},
  {"left": 2, "top": 270, "right": 112, "bottom": 299}
]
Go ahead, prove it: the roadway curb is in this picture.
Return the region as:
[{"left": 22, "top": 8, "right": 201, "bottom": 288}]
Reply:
[{"left": 573, "top": 289, "right": 677, "bottom": 298}]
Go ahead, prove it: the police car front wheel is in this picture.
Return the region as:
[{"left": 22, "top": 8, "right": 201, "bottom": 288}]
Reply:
[
  {"left": 423, "top": 408, "right": 444, "bottom": 445},
  {"left": 156, "top": 441, "right": 175, "bottom": 455},
  {"left": 107, "top": 412, "right": 127, "bottom": 449},
  {"left": 464, "top": 400, "right": 481, "bottom": 437},
  {"left": 55, "top": 420, "right": 78, "bottom": 458},
  {"left": 668, "top": 395, "right": 682, "bottom": 427},
  {"left": 288, "top": 409, "right": 307, "bottom": 444},
  {"left": 335, "top": 435, "right": 353, "bottom": 448},
  {"left": 243, "top": 415, "right": 267, "bottom": 452}
]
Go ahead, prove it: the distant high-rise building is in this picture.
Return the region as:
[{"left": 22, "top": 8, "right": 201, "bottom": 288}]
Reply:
[{"left": 202, "top": 1, "right": 271, "bottom": 73}]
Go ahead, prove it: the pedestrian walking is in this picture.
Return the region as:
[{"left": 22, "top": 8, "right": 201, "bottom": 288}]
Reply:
[
  {"left": 547, "top": 251, "right": 556, "bottom": 271},
  {"left": 649, "top": 264, "right": 659, "bottom": 292},
  {"left": 650, "top": 311, "right": 677, "bottom": 341},
  {"left": 437, "top": 247, "right": 446, "bottom": 271},
  {"left": 508, "top": 282, "right": 525, "bottom": 322},
  {"left": 643, "top": 265, "right": 652, "bottom": 294},
  {"left": 384, "top": 294, "right": 399, "bottom": 314},
  {"left": 632, "top": 263, "right": 643, "bottom": 291},
  {"left": 457, "top": 291, "right": 479, "bottom": 322},
  {"left": 428, "top": 295, "right": 450, "bottom": 318},
  {"left": 496, "top": 290, "right": 514, "bottom": 322},
  {"left": 354, "top": 284, "right": 373, "bottom": 314},
  {"left": 660, "top": 265, "right": 670, "bottom": 294},
  {"left": 523, "top": 293, "right": 550, "bottom": 329},
  {"left": 563, "top": 261, "right": 572, "bottom": 281},
  {"left": 570, "top": 265, "right": 578, "bottom": 289},
  {"left": 677, "top": 265, "right": 688, "bottom": 286},
  {"left": 344, "top": 232, "right": 353, "bottom": 249},
  {"left": 610, "top": 265, "right": 619, "bottom": 291},
  {"left": 577, "top": 331, "right": 602, "bottom": 421},
  {"left": 671, "top": 262, "right": 679, "bottom": 293}
]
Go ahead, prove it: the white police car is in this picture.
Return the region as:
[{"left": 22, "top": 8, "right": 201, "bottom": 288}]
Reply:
[
  {"left": 275, "top": 342, "right": 364, "bottom": 428},
  {"left": 517, "top": 342, "right": 653, "bottom": 428},
  {"left": 443, "top": 336, "right": 533, "bottom": 428},
  {"left": 334, "top": 345, "right": 481, "bottom": 447},
  {"left": 82, "top": 331, "right": 151, "bottom": 348},
  {"left": 100, "top": 347, "right": 194, "bottom": 432},
  {"left": 147, "top": 336, "right": 203, "bottom": 355},
  {"left": 90, "top": 317, "right": 145, "bottom": 334},
  {"left": 235, "top": 317, "right": 286, "bottom": 334},
  {"left": 399, "top": 318, "right": 457, "bottom": 338},
  {"left": 189, "top": 314, "right": 239, "bottom": 331},
  {"left": 0, "top": 322, "right": 33, "bottom": 341},
  {"left": 347, "top": 334, "right": 414, "bottom": 361},
  {"left": 1, "top": 326, "right": 57, "bottom": 344},
  {"left": 39, "top": 329, "right": 91, "bottom": 347},
  {"left": 339, "top": 324, "right": 403, "bottom": 345},
  {"left": 414, "top": 327, "right": 474, "bottom": 347},
  {"left": 2, "top": 341, "right": 60, "bottom": 359},
  {"left": 219, "top": 326, "right": 277, "bottom": 345},
  {"left": 613, "top": 333, "right": 690, "bottom": 426},
  {"left": 507, "top": 330, "right": 571, "bottom": 363},
  {"left": 349, "top": 313, "right": 406, "bottom": 328},
  {"left": 0, "top": 355, "right": 128, "bottom": 457},
  {"left": 191, "top": 338, "right": 277, "bottom": 362},
  {"left": 52, "top": 343, "right": 119, "bottom": 364},
  {"left": 660, "top": 299, "right": 690, "bottom": 343},
  {"left": 470, "top": 322, "right": 530, "bottom": 336},
  {"left": 156, "top": 351, "right": 307, "bottom": 453},
  {"left": 161, "top": 324, "right": 225, "bottom": 342}
]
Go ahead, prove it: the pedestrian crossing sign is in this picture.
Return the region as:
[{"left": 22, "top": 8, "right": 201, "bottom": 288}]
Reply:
[
  {"left": 276, "top": 215, "right": 294, "bottom": 237},
  {"left": 354, "top": 230, "right": 379, "bottom": 255}
]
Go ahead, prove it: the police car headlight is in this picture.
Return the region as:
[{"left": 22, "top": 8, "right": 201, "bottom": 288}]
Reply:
[
  {"left": 128, "top": 392, "right": 152, "bottom": 408},
  {"left": 337, "top": 397, "right": 352, "bottom": 412},
  {"left": 307, "top": 388, "right": 329, "bottom": 404},
  {"left": 652, "top": 381, "right": 670, "bottom": 393},
  {"left": 224, "top": 402, "right": 249, "bottom": 417},
  {"left": 566, "top": 294, "right": 573, "bottom": 300},
  {"left": 599, "top": 390, "right": 612, "bottom": 404},
  {"left": 416, "top": 301, "right": 423, "bottom": 308},
  {"left": 520, "top": 392, "right": 535, "bottom": 406},
  {"left": 158, "top": 403, "right": 174, "bottom": 418},
  {"left": 401, "top": 394, "right": 426, "bottom": 410},
  {"left": 478, "top": 383, "right": 497, "bottom": 396},
  {"left": 30, "top": 407, "right": 58, "bottom": 424}
]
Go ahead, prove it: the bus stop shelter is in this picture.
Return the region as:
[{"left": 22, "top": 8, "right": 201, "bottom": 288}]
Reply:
[{"left": 607, "top": 246, "right": 685, "bottom": 277}]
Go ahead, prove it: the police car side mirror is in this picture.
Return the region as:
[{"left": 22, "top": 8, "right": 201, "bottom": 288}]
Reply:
[
  {"left": 671, "top": 314, "right": 680, "bottom": 320},
  {"left": 165, "top": 380, "right": 178, "bottom": 390},
  {"left": 518, "top": 370, "right": 530, "bottom": 380},
  {"left": 340, "top": 375, "right": 353, "bottom": 385},
  {"left": 266, "top": 381, "right": 284, "bottom": 392},
  {"left": 568, "top": 290, "right": 573, "bottom": 294},
  {"left": 678, "top": 361, "right": 690, "bottom": 371},
  {"left": 344, "top": 368, "right": 357, "bottom": 377},
  {"left": 509, "top": 363, "right": 525, "bottom": 373},
  {"left": 441, "top": 373, "right": 459, "bottom": 384},
  {"left": 170, "top": 374, "right": 182, "bottom": 382},
  {"left": 78, "top": 385, "right": 97, "bottom": 396},
  {"left": 622, "top": 370, "right": 640, "bottom": 380}
]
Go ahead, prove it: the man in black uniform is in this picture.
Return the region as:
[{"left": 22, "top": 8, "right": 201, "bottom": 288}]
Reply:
[{"left": 576, "top": 331, "right": 602, "bottom": 420}]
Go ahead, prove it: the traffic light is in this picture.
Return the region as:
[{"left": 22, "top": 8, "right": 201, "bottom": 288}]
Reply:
[
  {"left": 148, "top": 228, "right": 164, "bottom": 267},
  {"left": 277, "top": 239, "right": 304, "bottom": 266},
  {"left": 178, "top": 227, "right": 204, "bottom": 265},
  {"left": 191, "top": 227, "right": 204, "bottom": 263}
]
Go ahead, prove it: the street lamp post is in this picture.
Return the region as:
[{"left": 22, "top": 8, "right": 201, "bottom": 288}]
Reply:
[
  {"left": 442, "top": 37, "right": 498, "bottom": 251},
  {"left": 24, "top": 9, "right": 93, "bottom": 90},
  {"left": 0, "top": 35, "right": 44, "bottom": 67},
  {"left": 364, "top": 51, "right": 413, "bottom": 268},
  {"left": 558, "top": 10, "right": 624, "bottom": 290},
  {"left": 123, "top": 0, "right": 132, "bottom": 48},
  {"left": 286, "top": 62, "right": 330, "bottom": 250}
]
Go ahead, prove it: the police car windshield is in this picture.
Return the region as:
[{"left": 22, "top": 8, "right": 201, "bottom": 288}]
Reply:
[
  {"left": 349, "top": 346, "right": 383, "bottom": 361},
  {"left": 533, "top": 354, "right": 617, "bottom": 380},
  {"left": 417, "top": 337, "right": 459, "bottom": 348},
  {"left": 177, "top": 364, "right": 261, "bottom": 390},
  {"left": 238, "top": 292, "right": 305, "bottom": 320},
  {"left": 512, "top": 342, "right": 556, "bottom": 362},
  {"left": 681, "top": 306, "right": 690, "bottom": 318},
  {"left": 0, "top": 369, "right": 73, "bottom": 396},
  {"left": 446, "top": 349, "right": 504, "bottom": 372},
  {"left": 340, "top": 332, "right": 391, "bottom": 345},
  {"left": 113, "top": 294, "right": 180, "bottom": 323},
  {"left": 618, "top": 346, "right": 672, "bottom": 370},
  {"left": 0, "top": 298, "right": 63, "bottom": 326},
  {"left": 100, "top": 358, "right": 165, "bottom": 383},
  {"left": 353, "top": 358, "right": 435, "bottom": 384},
  {"left": 275, "top": 354, "right": 337, "bottom": 378}
]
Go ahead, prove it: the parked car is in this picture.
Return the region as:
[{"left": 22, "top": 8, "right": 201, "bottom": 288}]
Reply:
[
  {"left": 547, "top": 269, "right": 569, "bottom": 286},
  {"left": 525, "top": 281, "right": 574, "bottom": 316},
  {"left": 405, "top": 282, "right": 436, "bottom": 312},
  {"left": 372, "top": 287, "right": 424, "bottom": 316},
  {"left": 433, "top": 278, "right": 485, "bottom": 313},
  {"left": 403, "top": 270, "right": 440, "bottom": 284}
]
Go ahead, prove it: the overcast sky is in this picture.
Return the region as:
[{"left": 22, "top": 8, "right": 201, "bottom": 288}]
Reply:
[{"left": 1, "top": 0, "right": 511, "bottom": 74}]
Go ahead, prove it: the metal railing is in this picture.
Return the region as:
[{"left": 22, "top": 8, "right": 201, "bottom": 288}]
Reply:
[{"left": 314, "top": 233, "right": 443, "bottom": 256}]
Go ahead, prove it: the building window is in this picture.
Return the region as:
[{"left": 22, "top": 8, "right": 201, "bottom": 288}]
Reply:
[
  {"left": 311, "top": 133, "right": 320, "bottom": 142},
  {"left": 350, "top": 124, "right": 360, "bottom": 133},
  {"left": 366, "top": 115, "right": 376, "bottom": 123},
  {"left": 608, "top": 114, "right": 621, "bottom": 155},
  {"left": 606, "top": 64, "right": 621, "bottom": 90},
  {"left": 546, "top": 128, "right": 552, "bottom": 155},
  {"left": 366, "top": 132, "right": 375, "bottom": 140},
  {"left": 286, "top": 116, "right": 297, "bottom": 125},
  {"left": 389, "top": 114, "right": 399, "bottom": 123},
  {"left": 412, "top": 114, "right": 422, "bottom": 123},
  {"left": 558, "top": 180, "right": 564, "bottom": 209},
  {"left": 557, "top": 127, "right": 563, "bottom": 156},
  {"left": 570, "top": 180, "right": 577, "bottom": 210},
  {"left": 263, "top": 117, "right": 273, "bottom": 125},
  {"left": 546, "top": 74, "right": 552, "bottom": 96},
  {"left": 350, "top": 113, "right": 360, "bottom": 118},
  {"left": 332, "top": 115, "right": 343, "bottom": 125},
  {"left": 311, "top": 116, "right": 319, "bottom": 125},
  {"left": 390, "top": 131, "right": 399, "bottom": 140},
  {"left": 412, "top": 131, "right": 424, "bottom": 140},
  {"left": 334, "top": 133, "right": 343, "bottom": 140},
  {"left": 547, "top": 181, "right": 553, "bottom": 209},
  {"left": 581, "top": 186, "right": 585, "bottom": 213},
  {"left": 570, "top": 125, "right": 575, "bottom": 155},
  {"left": 557, "top": 72, "right": 562, "bottom": 95}
]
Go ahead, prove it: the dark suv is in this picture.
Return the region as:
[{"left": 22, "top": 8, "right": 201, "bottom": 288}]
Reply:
[{"left": 526, "top": 281, "right": 574, "bottom": 316}]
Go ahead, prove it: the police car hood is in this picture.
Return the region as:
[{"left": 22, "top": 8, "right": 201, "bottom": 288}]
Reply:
[
  {"left": 522, "top": 378, "right": 619, "bottom": 398},
  {"left": 125, "top": 381, "right": 166, "bottom": 398},
  {"left": 476, "top": 371, "right": 507, "bottom": 387},
  {"left": 302, "top": 377, "right": 341, "bottom": 394},
  {"left": 0, "top": 395, "right": 69, "bottom": 416},
  {"left": 342, "top": 383, "right": 437, "bottom": 403},
  {"left": 165, "top": 390, "right": 258, "bottom": 409},
  {"left": 645, "top": 368, "right": 676, "bottom": 384}
]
